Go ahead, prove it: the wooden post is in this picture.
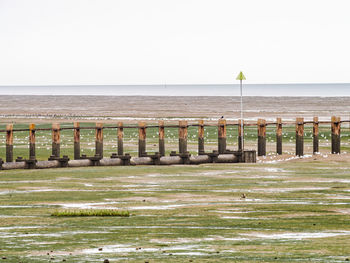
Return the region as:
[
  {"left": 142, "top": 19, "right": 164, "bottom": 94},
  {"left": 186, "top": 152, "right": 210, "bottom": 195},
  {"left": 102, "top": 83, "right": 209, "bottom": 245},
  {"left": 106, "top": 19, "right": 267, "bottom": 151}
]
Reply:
[
  {"left": 218, "top": 119, "right": 227, "bottom": 154},
  {"left": 118, "top": 122, "right": 124, "bottom": 156},
  {"left": 296, "top": 117, "right": 304, "bottom": 157},
  {"left": 276, "top": 118, "right": 282, "bottom": 155},
  {"left": 257, "top": 119, "right": 266, "bottom": 156},
  {"left": 158, "top": 120, "right": 165, "bottom": 156},
  {"left": 52, "top": 123, "right": 60, "bottom": 158},
  {"left": 179, "top": 120, "right": 188, "bottom": 154},
  {"left": 238, "top": 119, "right": 244, "bottom": 151},
  {"left": 74, "top": 122, "right": 80, "bottom": 160},
  {"left": 6, "top": 124, "right": 13, "bottom": 162},
  {"left": 198, "top": 120, "right": 205, "bottom": 154},
  {"left": 138, "top": 122, "right": 146, "bottom": 157},
  {"left": 331, "top": 116, "right": 341, "bottom": 154},
  {"left": 313, "top": 117, "right": 319, "bottom": 154},
  {"left": 95, "top": 123, "right": 103, "bottom": 157},
  {"left": 29, "top": 123, "right": 36, "bottom": 159}
]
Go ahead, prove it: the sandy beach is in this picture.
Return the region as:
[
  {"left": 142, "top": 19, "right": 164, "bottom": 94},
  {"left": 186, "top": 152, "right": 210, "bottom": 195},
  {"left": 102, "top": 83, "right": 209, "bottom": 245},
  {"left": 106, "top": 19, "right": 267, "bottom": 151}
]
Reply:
[{"left": 0, "top": 95, "right": 349, "bottom": 123}]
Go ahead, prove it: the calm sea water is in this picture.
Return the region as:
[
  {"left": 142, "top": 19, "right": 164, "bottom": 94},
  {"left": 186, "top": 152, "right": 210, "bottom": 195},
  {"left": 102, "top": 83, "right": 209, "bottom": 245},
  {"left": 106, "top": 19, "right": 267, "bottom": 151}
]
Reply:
[{"left": 0, "top": 83, "right": 349, "bottom": 96}]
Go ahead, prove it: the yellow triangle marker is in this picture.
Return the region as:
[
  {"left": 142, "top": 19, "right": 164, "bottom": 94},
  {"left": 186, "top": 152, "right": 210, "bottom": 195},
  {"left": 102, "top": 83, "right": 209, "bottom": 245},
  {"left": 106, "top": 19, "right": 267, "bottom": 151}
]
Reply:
[{"left": 236, "top": 71, "right": 246, "bottom": 81}]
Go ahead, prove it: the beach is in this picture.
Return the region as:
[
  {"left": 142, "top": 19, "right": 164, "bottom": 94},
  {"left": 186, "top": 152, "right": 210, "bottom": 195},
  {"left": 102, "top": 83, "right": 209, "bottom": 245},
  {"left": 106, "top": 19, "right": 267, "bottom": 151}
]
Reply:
[{"left": 0, "top": 95, "right": 350, "bottom": 123}]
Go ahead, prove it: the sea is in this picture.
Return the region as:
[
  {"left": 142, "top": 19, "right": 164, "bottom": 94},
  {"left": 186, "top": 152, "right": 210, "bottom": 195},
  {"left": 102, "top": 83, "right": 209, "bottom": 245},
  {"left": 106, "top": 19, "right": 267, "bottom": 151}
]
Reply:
[{"left": 0, "top": 83, "right": 349, "bottom": 96}]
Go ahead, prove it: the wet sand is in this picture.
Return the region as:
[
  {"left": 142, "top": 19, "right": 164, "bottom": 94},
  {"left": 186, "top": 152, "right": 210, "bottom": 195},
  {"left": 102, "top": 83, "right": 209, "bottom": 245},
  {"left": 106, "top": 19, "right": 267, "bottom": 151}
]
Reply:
[{"left": 0, "top": 95, "right": 349, "bottom": 123}]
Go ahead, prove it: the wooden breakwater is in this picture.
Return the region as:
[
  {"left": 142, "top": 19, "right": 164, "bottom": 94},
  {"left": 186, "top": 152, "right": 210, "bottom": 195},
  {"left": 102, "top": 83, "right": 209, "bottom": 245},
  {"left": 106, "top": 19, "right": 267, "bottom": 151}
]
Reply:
[{"left": 0, "top": 116, "right": 345, "bottom": 170}]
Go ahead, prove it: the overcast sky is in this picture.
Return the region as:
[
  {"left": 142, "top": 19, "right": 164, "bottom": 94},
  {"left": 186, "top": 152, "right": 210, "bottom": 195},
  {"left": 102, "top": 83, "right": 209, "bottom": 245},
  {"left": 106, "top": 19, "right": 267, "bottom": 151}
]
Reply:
[{"left": 0, "top": 0, "right": 349, "bottom": 85}]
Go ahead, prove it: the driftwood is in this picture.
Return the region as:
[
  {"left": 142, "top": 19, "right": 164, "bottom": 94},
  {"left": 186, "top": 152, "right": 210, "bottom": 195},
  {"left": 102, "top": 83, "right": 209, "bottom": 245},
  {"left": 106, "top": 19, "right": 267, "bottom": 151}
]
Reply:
[
  {"left": 189, "top": 155, "right": 212, "bottom": 164},
  {"left": 160, "top": 156, "right": 182, "bottom": 165},
  {"left": 36, "top": 160, "right": 60, "bottom": 169},
  {"left": 99, "top": 158, "right": 123, "bottom": 166},
  {"left": 68, "top": 159, "right": 92, "bottom": 167},
  {"left": 131, "top": 157, "right": 153, "bottom": 165},
  {"left": 2, "top": 162, "right": 26, "bottom": 170},
  {"left": 216, "top": 154, "right": 238, "bottom": 163}
]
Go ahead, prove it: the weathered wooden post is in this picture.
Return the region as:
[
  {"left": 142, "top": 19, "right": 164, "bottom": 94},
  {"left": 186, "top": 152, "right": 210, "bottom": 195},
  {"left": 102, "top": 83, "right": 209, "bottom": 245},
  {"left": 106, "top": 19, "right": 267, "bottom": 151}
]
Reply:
[
  {"left": 218, "top": 119, "right": 227, "bottom": 154},
  {"left": 138, "top": 122, "right": 146, "bottom": 157},
  {"left": 29, "top": 123, "right": 36, "bottom": 159},
  {"left": 6, "top": 124, "right": 13, "bottom": 162},
  {"left": 118, "top": 122, "right": 124, "bottom": 156},
  {"left": 51, "top": 123, "right": 60, "bottom": 158},
  {"left": 276, "top": 118, "right": 282, "bottom": 155},
  {"left": 296, "top": 117, "right": 304, "bottom": 157},
  {"left": 331, "top": 116, "right": 341, "bottom": 154},
  {"left": 198, "top": 120, "right": 205, "bottom": 154},
  {"left": 74, "top": 122, "right": 80, "bottom": 160},
  {"left": 158, "top": 120, "right": 165, "bottom": 156},
  {"left": 257, "top": 119, "right": 266, "bottom": 156},
  {"left": 313, "top": 117, "right": 319, "bottom": 154},
  {"left": 238, "top": 119, "right": 244, "bottom": 151},
  {"left": 95, "top": 123, "right": 103, "bottom": 157},
  {"left": 179, "top": 120, "right": 188, "bottom": 154}
]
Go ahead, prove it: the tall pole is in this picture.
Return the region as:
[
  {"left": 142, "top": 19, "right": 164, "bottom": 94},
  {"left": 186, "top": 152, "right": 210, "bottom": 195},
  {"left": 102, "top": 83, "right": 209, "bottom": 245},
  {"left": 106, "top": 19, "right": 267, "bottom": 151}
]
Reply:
[
  {"left": 240, "top": 78, "right": 244, "bottom": 151},
  {"left": 236, "top": 71, "right": 246, "bottom": 152}
]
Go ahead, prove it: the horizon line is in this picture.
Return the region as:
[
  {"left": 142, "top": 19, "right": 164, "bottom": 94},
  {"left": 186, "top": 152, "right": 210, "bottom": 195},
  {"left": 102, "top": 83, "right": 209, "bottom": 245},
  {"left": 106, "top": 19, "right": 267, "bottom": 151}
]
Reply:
[{"left": 0, "top": 82, "right": 350, "bottom": 87}]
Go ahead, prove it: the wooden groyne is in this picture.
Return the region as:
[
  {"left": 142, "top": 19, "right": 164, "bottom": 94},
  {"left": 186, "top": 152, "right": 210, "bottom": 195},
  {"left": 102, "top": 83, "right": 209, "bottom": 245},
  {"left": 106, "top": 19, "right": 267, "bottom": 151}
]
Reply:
[{"left": 0, "top": 116, "right": 345, "bottom": 170}]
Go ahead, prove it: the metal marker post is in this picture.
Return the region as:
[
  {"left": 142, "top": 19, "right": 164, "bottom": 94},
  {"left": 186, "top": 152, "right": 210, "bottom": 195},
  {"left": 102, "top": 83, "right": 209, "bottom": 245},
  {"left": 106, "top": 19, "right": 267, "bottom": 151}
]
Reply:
[{"left": 236, "top": 71, "right": 246, "bottom": 152}]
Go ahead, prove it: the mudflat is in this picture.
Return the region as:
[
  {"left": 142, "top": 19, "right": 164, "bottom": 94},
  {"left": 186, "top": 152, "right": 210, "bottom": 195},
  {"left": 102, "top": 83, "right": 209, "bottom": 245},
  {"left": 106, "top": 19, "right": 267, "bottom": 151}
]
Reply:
[
  {"left": 0, "top": 161, "right": 350, "bottom": 262},
  {"left": 0, "top": 95, "right": 349, "bottom": 123}
]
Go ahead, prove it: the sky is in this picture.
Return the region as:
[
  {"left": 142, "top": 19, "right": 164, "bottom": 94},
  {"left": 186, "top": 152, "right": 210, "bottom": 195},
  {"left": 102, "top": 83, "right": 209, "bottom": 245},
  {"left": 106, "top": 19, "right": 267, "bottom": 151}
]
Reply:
[{"left": 0, "top": 0, "right": 349, "bottom": 85}]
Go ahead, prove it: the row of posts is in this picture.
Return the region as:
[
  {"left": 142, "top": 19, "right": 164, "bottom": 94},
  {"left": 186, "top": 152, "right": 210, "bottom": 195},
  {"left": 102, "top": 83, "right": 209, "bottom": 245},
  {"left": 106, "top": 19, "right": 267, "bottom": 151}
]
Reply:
[
  {"left": 257, "top": 116, "right": 341, "bottom": 157},
  {"left": 3, "top": 117, "right": 341, "bottom": 162},
  {"left": 4, "top": 119, "right": 243, "bottom": 162}
]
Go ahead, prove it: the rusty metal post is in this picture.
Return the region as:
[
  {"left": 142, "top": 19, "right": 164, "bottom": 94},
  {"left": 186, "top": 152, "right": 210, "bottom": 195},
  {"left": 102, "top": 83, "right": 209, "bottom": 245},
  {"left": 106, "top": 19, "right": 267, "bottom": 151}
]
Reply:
[
  {"left": 276, "top": 118, "right": 282, "bottom": 155},
  {"left": 198, "top": 120, "right": 205, "bottom": 154},
  {"left": 313, "top": 117, "right": 319, "bottom": 154},
  {"left": 296, "top": 118, "right": 304, "bottom": 157},
  {"left": 74, "top": 122, "right": 80, "bottom": 160},
  {"left": 218, "top": 119, "right": 227, "bottom": 154},
  {"left": 238, "top": 119, "right": 244, "bottom": 151},
  {"left": 257, "top": 119, "right": 266, "bottom": 156},
  {"left": 158, "top": 120, "right": 165, "bottom": 156},
  {"left": 179, "top": 121, "right": 188, "bottom": 154},
  {"left": 29, "top": 123, "right": 36, "bottom": 159},
  {"left": 95, "top": 123, "right": 103, "bottom": 157},
  {"left": 138, "top": 122, "right": 146, "bottom": 157},
  {"left": 51, "top": 123, "right": 60, "bottom": 158},
  {"left": 118, "top": 122, "right": 124, "bottom": 156},
  {"left": 6, "top": 124, "right": 13, "bottom": 162},
  {"left": 331, "top": 116, "right": 341, "bottom": 154}
]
